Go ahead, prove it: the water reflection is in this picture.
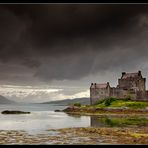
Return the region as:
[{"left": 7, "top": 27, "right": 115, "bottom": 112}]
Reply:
[
  {"left": 66, "top": 113, "right": 81, "bottom": 118},
  {"left": 90, "top": 116, "right": 148, "bottom": 127},
  {"left": 90, "top": 116, "right": 107, "bottom": 127}
]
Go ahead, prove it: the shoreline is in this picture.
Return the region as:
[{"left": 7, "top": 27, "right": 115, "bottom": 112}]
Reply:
[
  {"left": 0, "top": 104, "right": 147, "bottom": 144},
  {"left": 0, "top": 126, "right": 147, "bottom": 144},
  {"left": 62, "top": 106, "right": 148, "bottom": 116},
  {"left": 64, "top": 112, "right": 148, "bottom": 118}
]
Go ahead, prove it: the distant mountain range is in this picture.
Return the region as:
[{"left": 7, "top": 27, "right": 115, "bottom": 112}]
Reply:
[
  {"left": 42, "top": 97, "right": 90, "bottom": 105},
  {"left": 0, "top": 95, "right": 15, "bottom": 104}
]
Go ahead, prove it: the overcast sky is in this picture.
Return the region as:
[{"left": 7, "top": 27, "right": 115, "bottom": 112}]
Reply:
[{"left": 1, "top": 4, "right": 148, "bottom": 103}]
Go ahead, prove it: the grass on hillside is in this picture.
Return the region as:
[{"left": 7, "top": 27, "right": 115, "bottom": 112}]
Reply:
[{"left": 91, "top": 97, "right": 148, "bottom": 109}]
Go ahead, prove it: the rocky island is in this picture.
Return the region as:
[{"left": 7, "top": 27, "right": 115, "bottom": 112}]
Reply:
[{"left": 1, "top": 110, "right": 31, "bottom": 114}]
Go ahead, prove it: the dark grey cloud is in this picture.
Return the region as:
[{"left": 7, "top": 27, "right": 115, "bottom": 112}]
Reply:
[{"left": 0, "top": 4, "right": 148, "bottom": 85}]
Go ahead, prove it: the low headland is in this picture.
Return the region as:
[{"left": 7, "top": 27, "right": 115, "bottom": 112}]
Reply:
[{"left": 62, "top": 97, "right": 148, "bottom": 116}]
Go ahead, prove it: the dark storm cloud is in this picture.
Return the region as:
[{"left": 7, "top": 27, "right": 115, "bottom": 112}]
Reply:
[{"left": 0, "top": 4, "right": 148, "bottom": 83}]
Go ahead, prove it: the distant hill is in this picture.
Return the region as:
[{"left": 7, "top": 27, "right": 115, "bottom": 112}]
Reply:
[
  {"left": 0, "top": 95, "right": 15, "bottom": 104},
  {"left": 42, "top": 97, "right": 90, "bottom": 105}
]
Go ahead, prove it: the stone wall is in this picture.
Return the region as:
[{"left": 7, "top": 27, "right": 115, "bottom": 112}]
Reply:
[
  {"left": 90, "top": 86, "right": 110, "bottom": 105},
  {"left": 110, "top": 88, "right": 136, "bottom": 99},
  {"left": 118, "top": 77, "right": 146, "bottom": 91}
]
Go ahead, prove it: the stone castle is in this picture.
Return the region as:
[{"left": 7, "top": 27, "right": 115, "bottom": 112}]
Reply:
[{"left": 90, "top": 71, "right": 148, "bottom": 105}]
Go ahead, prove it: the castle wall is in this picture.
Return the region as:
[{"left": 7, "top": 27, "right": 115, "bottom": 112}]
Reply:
[
  {"left": 134, "top": 91, "right": 148, "bottom": 101},
  {"left": 110, "top": 87, "right": 136, "bottom": 99},
  {"left": 137, "top": 78, "right": 146, "bottom": 91},
  {"left": 118, "top": 78, "right": 131, "bottom": 89},
  {"left": 144, "top": 91, "right": 148, "bottom": 101},
  {"left": 118, "top": 77, "right": 146, "bottom": 91},
  {"left": 90, "top": 86, "right": 110, "bottom": 105}
]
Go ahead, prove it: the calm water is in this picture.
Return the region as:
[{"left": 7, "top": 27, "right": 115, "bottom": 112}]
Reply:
[
  {"left": 0, "top": 104, "right": 90, "bottom": 134},
  {"left": 0, "top": 104, "right": 147, "bottom": 135}
]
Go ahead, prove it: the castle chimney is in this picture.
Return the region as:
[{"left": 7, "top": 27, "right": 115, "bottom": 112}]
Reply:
[
  {"left": 90, "top": 83, "right": 93, "bottom": 89},
  {"left": 122, "top": 72, "right": 126, "bottom": 76},
  {"left": 138, "top": 70, "right": 141, "bottom": 76},
  {"left": 94, "top": 83, "right": 96, "bottom": 88}
]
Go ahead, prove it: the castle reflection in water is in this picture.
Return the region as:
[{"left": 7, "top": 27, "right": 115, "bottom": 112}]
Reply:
[{"left": 90, "top": 116, "right": 108, "bottom": 127}]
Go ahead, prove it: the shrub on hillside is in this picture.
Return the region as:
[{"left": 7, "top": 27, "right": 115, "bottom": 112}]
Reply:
[
  {"left": 73, "top": 102, "right": 81, "bottom": 107},
  {"left": 104, "top": 97, "right": 117, "bottom": 106},
  {"left": 94, "top": 97, "right": 118, "bottom": 106},
  {"left": 122, "top": 98, "right": 131, "bottom": 101},
  {"left": 94, "top": 98, "right": 106, "bottom": 105}
]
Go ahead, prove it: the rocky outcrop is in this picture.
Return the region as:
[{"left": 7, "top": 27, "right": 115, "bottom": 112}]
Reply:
[
  {"left": 1, "top": 110, "right": 30, "bottom": 114},
  {"left": 63, "top": 106, "right": 80, "bottom": 112},
  {"left": 54, "top": 110, "right": 61, "bottom": 112}
]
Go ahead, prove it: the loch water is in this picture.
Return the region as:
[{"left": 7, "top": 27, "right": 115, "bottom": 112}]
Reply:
[{"left": 0, "top": 103, "right": 147, "bottom": 135}]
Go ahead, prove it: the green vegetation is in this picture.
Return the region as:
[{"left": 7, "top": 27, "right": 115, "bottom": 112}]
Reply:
[
  {"left": 99, "top": 117, "right": 148, "bottom": 127},
  {"left": 64, "top": 97, "right": 148, "bottom": 115},
  {"left": 93, "top": 97, "right": 148, "bottom": 109},
  {"left": 93, "top": 98, "right": 106, "bottom": 105},
  {"left": 73, "top": 102, "right": 81, "bottom": 107},
  {"left": 104, "top": 97, "right": 117, "bottom": 106},
  {"left": 93, "top": 97, "right": 118, "bottom": 106}
]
